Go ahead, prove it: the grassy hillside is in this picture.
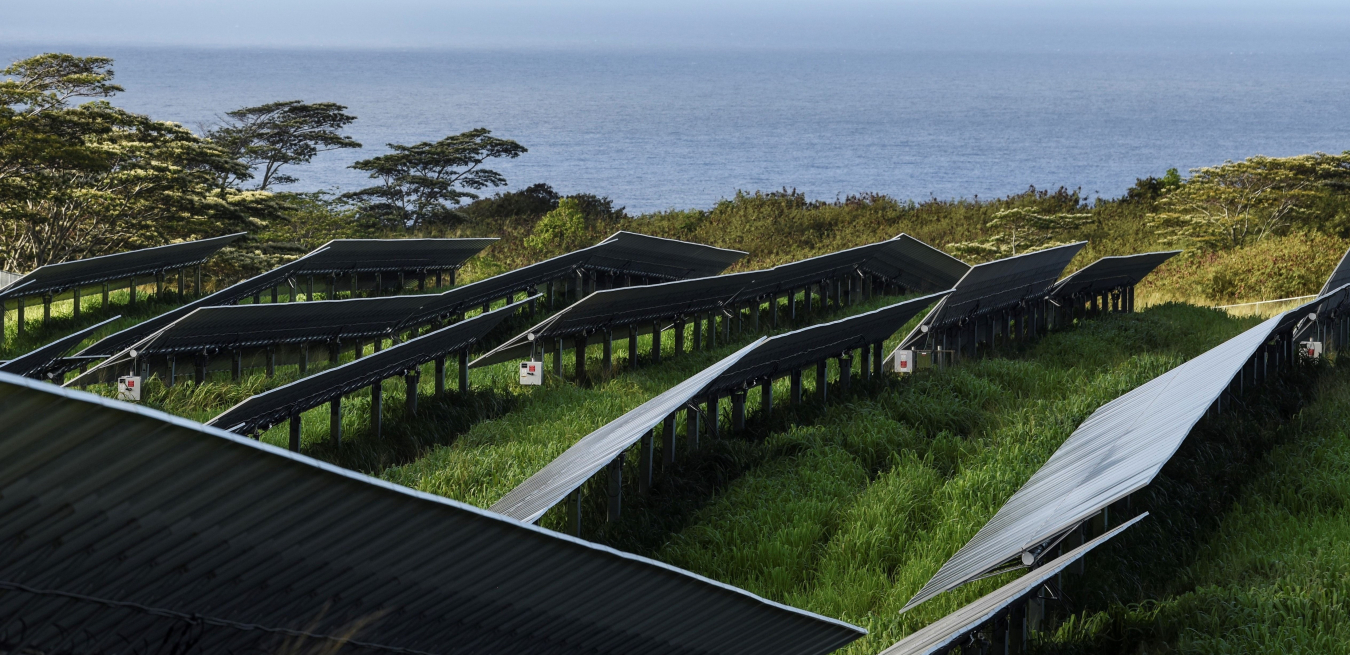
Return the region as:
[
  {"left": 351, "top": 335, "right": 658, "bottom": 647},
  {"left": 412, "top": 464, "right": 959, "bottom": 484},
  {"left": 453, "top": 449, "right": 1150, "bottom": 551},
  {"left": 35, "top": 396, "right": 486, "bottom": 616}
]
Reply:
[{"left": 6, "top": 173, "right": 1350, "bottom": 654}]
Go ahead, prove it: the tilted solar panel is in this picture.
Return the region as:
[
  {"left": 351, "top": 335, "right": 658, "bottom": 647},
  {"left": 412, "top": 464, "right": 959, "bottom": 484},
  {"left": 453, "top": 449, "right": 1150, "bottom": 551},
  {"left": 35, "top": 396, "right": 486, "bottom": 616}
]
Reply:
[
  {"left": 490, "top": 292, "right": 946, "bottom": 523},
  {"left": 896, "top": 242, "right": 1085, "bottom": 351},
  {"left": 292, "top": 238, "right": 497, "bottom": 275},
  {"left": 1049, "top": 251, "right": 1179, "bottom": 299},
  {"left": 206, "top": 299, "right": 530, "bottom": 434},
  {"left": 700, "top": 292, "right": 946, "bottom": 397},
  {"left": 880, "top": 515, "right": 1146, "bottom": 655},
  {"left": 901, "top": 284, "right": 1350, "bottom": 612},
  {"left": 1320, "top": 245, "right": 1350, "bottom": 297},
  {"left": 0, "top": 316, "right": 121, "bottom": 379},
  {"left": 0, "top": 372, "right": 865, "bottom": 655},
  {"left": 489, "top": 339, "right": 767, "bottom": 523},
  {"left": 0, "top": 233, "right": 243, "bottom": 301},
  {"left": 471, "top": 234, "right": 960, "bottom": 369},
  {"left": 586, "top": 231, "right": 748, "bottom": 279}
]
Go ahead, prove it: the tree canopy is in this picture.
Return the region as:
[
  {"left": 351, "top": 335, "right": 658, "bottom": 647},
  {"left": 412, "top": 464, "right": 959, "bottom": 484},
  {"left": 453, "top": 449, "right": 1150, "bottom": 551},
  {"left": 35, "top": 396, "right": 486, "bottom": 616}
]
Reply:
[
  {"left": 208, "top": 100, "right": 361, "bottom": 190},
  {"left": 343, "top": 128, "right": 526, "bottom": 229},
  {"left": 0, "top": 53, "right": 281, "bottom": 272}
]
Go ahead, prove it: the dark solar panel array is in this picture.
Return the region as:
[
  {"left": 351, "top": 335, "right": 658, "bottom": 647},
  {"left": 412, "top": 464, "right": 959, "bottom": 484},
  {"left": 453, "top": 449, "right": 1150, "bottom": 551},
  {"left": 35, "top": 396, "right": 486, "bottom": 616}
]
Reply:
[
  {"left": 701, "top": 292, "right": 946, "bottom": 396},
  {"left": 291, "top": 238, "right": 496, "bottom": 275},
  {"left": 0, "top": 316, "right": 122, "bottom": 379},
  {"left": 0, "top": 233, "right": 243, "bottom": 301},
  {"left": 897, "top": 242, "right": 1085, "bottom": 350},
  {"left": 206, "top": 299, "right": 528, "bottom": 434},
  {"left": 490, "top": 293, "right": 945, "bottom": 523},
  {"left": 472, "top": 234, "right": 964, "bottom": 368},
  {"left": 585, "top": 231, "right": 750, "bottom": 279},
  {"left": 0, "top": 373, "right": 866, "bottom": 655},
  {"left": 1050, "top": 251, "right": 1179, "bottom": 299}
]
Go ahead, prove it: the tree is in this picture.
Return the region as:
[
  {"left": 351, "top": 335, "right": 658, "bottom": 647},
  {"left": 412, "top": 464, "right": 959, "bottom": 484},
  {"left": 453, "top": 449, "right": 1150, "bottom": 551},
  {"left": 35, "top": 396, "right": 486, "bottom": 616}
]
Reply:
[
  {"left": 525, "top": 197, "right": 588, "bottom": 255},
  {"left": 1149, "top": 154, "right": 1350, "bottom": 250},
  {"left": 0, "top": 53, "right": 281, "bottom": 272},
  {"left": 207, "top": 100, "right": 360, "bottom": 190},
  {"left": 343, "top": 128, "right": 526, "bottom": 229},
  {"left": 948, "top": 207, "right": 1092, "bottom": 260}
]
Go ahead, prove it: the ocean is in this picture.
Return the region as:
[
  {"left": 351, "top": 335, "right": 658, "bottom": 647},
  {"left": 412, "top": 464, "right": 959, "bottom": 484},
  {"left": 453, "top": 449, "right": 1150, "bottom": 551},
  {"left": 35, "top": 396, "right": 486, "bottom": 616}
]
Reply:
[{"left": 4, "top": 45, "right": 1349, "bottom": 213}]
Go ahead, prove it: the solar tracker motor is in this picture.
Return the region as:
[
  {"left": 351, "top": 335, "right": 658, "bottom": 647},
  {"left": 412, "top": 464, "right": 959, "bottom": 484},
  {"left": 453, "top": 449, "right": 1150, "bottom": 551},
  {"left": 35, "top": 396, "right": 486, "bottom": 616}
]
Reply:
[
  {"left": 1301, "top": 341, "right": 1324, "bottom": 359},
  {"left": 519, "top": 360, "right": 544, "bottom": 385}
]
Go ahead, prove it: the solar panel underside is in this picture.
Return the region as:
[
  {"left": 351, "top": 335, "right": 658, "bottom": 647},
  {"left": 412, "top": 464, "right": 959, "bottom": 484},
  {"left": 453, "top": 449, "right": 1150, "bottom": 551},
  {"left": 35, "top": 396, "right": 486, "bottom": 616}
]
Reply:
[
  {"left": 1320, "top": 246, "right": 1350, "bottom": 297},
  {"left": 206, "top": 299, "right": 530, "bottom": 434},
  {"left": 584, "top": 231, "right": 748, "bottom": 279},
  {"left": 292, "top": 238, "right": 497, "bottom": 275},
  {"left": 0, "top": 233, "right": 243, "bottom": 300},
  {"left": 1050, "top": 251, "right": 1179, "bottom": 299},
  {"left": 902, "top": 285, "right": 1350, "bottom": 612},
  {"left": 880, "top": 515, "right": 1147, "bottom": 655},
  {"left": 142, "top": 296, "right": 433, "bottom": 353},
  {"left": 0, "top": 372, "right": 865, "bottom": 655}
]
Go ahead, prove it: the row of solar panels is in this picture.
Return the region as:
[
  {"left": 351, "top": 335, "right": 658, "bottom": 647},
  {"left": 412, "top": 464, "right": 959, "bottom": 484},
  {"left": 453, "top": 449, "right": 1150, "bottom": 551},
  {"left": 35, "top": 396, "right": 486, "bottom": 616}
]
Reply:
[{"left": 880, "top": 251, "right": 1350, "bottom": 653}]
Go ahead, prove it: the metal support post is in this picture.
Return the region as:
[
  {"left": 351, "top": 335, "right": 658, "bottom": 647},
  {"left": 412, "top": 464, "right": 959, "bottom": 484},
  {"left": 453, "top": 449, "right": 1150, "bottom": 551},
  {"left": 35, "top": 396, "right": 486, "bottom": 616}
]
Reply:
[
  {"left": 129, "top": 278, "right": 137, "bottom": 308},
  {"left": 405, "top": 371, "right": 420, "bottom": 417},
  {"left": 435, "top": 357, "right": 446, "bottom": 396},
  {"left": 860, "top": 345, "right": 870, "bottom": 380},
  {"left": 771, "top": 292, "right": 779, "bottom": 328},
  {"left": 72, "top": 287, "right": 80, "bottom": 319},
  {"left": 575, "top": 333, "right": 588, "bottom": 380},
  {"left": 607, "top": 454, "right": 624, "bottom": 522},
  {"left": 266, "top": 347, "right": 276, "bottom": 377},
  {"left": 703, "top": 395, "right": 718, "bottom": 439},
  {"left": 816, "top": 360, "right": 828, "bottom": 403},
  {"left": 840, "top": 354, "right": 852, "bottom": 393},
  {"left": 603, "top": 329, "right": 613, "bottom": 372},
  {"left": 628, "top": 325, "right": 639, "bottom": 370},
  {"left": 459, "top": 349, "right": 469, "bottom": 394},
  {"left": 652, "top": 321, "right": 662, "bottom": 363},
  {"left": 686, "top": 405, "right": 700, "bottom": 451},
  {"left": 165, "top": 356, "right": 176, "bottom": 388},
  {"left": 194, "top": 356, "right": 206, "bottom": 385},
  {"left": 289, "top": 415, "right": 302, "bottom": 452},
  {"left": 155, "top": 273, "right": 163, "bottom": 299},
  {"left": 552, "top": 338, "right": 562, "bottom": 376},
  {"left": 723, "top": 309, "right": 731, "bottom": 342},
  {"left": 370, "top": 381, "right": 384, "bottom": 438},
  {"left": 299, "top": 344, "right": 309, "bottom": 375},
  {"left": 732, "top": 392, "right": 746, "bottom": 431},
  {"left": 566, "top": 490, "right": 582, "bottom": 536},
  {"left": 791, "top": 369, "right": 803, "bottom": 404},
  {"left": 231, "top": 350, "right": 242, "bottom": 380},
  {"left": 639, "top": 429, "right": 654, "bottom": 494},
  {"left": 761, "top": 380, "right": 773, "bottom": 418},
  {"left": 674, "top": 319, "right": 685, "bottom": 356},
  {"left": 790, "top": 288, "right": 797, "bottom": 321},
  {"left": 330, "top": 396, "right": 342, "bottom": 446},
  {"left": 42, "top": 294, "right": 51, "bottom": 326},
  {"left": 663, "top": 413, "right": 678, "bottom": 465}
]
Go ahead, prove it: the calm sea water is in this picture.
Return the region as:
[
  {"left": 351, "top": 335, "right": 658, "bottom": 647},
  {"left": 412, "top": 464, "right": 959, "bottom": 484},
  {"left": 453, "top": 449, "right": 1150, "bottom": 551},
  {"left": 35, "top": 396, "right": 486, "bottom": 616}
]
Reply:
[{"left": 5, "top": 46, "right": 1349, "bottom": 213}]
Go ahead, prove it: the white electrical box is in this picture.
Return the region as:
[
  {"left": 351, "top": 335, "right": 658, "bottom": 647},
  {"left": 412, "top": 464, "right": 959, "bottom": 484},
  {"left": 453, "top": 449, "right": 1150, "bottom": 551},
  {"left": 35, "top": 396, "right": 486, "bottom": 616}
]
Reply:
[
  {"left": 519, "top": 361, "right": 543, "bottom": 385},
  {"left": 117, "top": 376, "right": 142, "bottom": 401},
  {"left": 894, "top": 350, "right": 915, "bottom": 374},
  {"left": 1302, "top": 341, "right": 1324, "bottom": 359}
]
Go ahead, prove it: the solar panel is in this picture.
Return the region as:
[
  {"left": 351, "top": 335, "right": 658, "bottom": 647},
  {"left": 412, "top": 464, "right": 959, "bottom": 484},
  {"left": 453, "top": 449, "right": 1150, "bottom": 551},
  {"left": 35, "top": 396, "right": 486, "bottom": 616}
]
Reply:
[
  {"left": 700, "top": 292, "right": 946, "bottom": 397},
  {"left": 490, "top": 292, "right": 946, "bottom": 523},
  {"left": 901, "top": 284, "right": 1350, "bottom": 612},
  {"left": 206, "top": 299, "right": 530, "bottom": 434},
  {"left": 490, "top": 338, "right": 767, "bottom": 523},
  {"left": 0, "top": 372, "right": 865, "bottom": 655},
  {"left": 0, "top": 233, "right": 243, "bottom": 301},
  {"left": 586, "top": 231, "right": 749, "bottom": 279},
  {"left": 0, "top": 316, "right": 122, "bottom": 379},
  {"left": 1049, "top": 251, "right": 1179, "bottom": 299},
  {"left": 895, "top": 242, "right": 1085, "bottom": 353},
  {"left": 1320, "top": 245, "right": 1350, "bottom": 297},
  {"left": 471, "top": 234, "right": 961, "bottom": 369},
  {"left": 291, "top": 237, "right": 497, "bottom": 275},
  {"left": 880, "top": 515, "right": 1146, "bottom": 655}
]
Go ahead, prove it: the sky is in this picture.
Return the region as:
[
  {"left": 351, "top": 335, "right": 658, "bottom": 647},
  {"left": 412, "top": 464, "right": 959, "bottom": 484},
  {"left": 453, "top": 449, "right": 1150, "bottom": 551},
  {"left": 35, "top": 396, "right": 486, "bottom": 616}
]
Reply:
[{"left": 6, "top": 0, "right": 1350, "bottom": 51}]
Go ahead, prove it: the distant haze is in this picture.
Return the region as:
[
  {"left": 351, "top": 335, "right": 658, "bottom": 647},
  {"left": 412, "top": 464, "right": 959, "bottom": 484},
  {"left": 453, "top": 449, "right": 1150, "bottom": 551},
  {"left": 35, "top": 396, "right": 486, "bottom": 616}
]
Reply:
[{"left": 6, "top": 1, "right": 1350, "bottom": 51}]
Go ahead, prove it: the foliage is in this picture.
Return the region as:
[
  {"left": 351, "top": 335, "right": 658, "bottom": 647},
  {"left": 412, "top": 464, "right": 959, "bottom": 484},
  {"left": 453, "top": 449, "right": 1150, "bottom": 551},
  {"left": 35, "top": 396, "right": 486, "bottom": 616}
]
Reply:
[
  {"left": 258, "top": 191, "right": 371, "bottom": 248},
  {"left": 460, "top": 182, "right": 561, "bottom": 221},
  {"left": 343, "top": 128, "right": 526, "bottom": 230},
  {"left": 523, "top": 197, "right": 589, "bottom": 255},
  {"left": 1150, "top": 153, "right": 1350, "bottom": 250},
  {"left": 947, "top": 206, "right": 1094, "bottom": 259},
  {"left": 1138, "top": 232, "right": 1350, "bottom": 306},
  {"left": 0, "top": 53, "right": 283, "bottom": 272},
  {"left": 207, "top": 100, "right": 361, "bottom": 190}
]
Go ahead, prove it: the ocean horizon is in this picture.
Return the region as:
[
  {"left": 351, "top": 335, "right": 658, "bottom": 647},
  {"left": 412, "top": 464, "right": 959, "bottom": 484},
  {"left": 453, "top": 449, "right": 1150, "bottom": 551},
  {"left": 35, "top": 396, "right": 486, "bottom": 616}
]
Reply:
[{"left": 3, "top": 44, "right": 1348, "bottom": 213}]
